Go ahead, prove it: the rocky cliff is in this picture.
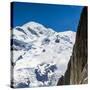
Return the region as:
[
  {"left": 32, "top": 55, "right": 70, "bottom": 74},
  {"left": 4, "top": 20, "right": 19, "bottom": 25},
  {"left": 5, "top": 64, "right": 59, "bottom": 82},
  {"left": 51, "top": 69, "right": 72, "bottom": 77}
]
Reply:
[{"left": 57, "top": 6, "right": 88, "bottom": 85}]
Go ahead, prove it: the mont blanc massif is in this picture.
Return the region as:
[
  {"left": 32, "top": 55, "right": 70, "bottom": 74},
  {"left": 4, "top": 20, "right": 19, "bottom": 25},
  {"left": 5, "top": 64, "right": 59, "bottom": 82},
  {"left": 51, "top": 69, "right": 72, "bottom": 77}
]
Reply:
[{"left": 11, "top": 21, "right": 76, "bottom": 88}]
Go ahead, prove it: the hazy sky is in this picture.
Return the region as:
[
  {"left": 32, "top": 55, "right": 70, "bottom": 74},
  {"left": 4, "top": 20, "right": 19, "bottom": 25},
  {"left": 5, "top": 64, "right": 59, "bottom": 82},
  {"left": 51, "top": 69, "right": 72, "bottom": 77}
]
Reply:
[{"left": 11, "top": 2, "right": 83, "bottom": 32}]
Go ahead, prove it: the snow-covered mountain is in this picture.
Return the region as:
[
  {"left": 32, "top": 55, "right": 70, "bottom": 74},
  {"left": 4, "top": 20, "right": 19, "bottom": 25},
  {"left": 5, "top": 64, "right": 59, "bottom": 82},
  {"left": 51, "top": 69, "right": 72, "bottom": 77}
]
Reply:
[{"left": 11, "top": 21, "right": 76, "bottom": 88}]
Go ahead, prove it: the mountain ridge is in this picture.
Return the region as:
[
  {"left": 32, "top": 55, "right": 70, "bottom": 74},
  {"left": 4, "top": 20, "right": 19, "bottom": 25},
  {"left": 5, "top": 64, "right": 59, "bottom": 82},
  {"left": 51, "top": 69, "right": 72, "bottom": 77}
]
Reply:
[{"left": 11, "top": 21, "right": 76, "bottom": 88}]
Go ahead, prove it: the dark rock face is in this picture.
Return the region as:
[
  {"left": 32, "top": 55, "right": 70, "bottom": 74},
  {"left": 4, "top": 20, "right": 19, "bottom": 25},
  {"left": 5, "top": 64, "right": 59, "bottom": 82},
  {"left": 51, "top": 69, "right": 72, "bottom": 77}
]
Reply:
[
  {"left": 57, "top": 7, "right": 88, "bottom": 85},
  {"left": 57, "top": 75, "right": 64, "bottom": 85}
]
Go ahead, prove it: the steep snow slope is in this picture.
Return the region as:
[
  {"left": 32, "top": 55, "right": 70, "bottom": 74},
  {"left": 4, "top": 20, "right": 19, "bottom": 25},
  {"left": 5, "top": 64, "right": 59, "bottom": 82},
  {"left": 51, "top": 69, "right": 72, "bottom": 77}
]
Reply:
[{"left": 11, "top": 21, "right": 76, "bottom": 88}]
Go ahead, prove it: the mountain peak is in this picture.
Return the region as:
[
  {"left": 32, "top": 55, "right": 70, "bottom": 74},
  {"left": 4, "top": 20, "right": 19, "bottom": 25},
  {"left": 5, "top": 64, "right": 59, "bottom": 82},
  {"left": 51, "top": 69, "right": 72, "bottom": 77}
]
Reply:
[
  {"left": 22, "top": 21, "right": 46, "bottom": 30},
  {"left": 12, "top": 21, "right": 76, "bottom": 87}
]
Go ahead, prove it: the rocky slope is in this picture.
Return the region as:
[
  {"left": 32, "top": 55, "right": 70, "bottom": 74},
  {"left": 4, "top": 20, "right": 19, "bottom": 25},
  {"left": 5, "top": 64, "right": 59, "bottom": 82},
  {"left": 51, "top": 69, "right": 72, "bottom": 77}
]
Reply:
[{"left": 57, "top": 7, "right": 88, "bottom": 85}]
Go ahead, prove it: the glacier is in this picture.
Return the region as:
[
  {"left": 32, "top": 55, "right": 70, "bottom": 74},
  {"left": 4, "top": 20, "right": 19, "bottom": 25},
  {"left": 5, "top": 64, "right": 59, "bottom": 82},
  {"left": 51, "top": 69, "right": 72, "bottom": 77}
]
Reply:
[{"left": 11, "top": 21, "right": 76, "bottom": 88}]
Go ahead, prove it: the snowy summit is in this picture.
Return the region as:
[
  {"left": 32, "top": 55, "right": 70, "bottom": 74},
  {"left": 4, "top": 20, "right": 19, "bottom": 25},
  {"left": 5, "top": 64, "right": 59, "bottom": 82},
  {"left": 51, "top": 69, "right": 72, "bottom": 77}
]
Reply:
[{"left": 11, "top": 21, "right": 76, "bottom": 88}]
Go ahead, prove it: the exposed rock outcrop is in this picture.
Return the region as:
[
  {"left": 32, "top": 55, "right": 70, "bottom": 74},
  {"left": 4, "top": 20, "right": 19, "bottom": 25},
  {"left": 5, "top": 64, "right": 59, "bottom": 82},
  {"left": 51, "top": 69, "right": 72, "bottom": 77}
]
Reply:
[{"left": 57, "top": 6, "right": 88, "bottom": 85}]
